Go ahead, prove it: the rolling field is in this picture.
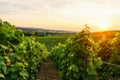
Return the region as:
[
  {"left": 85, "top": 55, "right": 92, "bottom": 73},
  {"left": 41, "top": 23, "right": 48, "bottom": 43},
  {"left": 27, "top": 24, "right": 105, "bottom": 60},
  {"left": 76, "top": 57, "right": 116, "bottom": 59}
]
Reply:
[{"left": 34, "top": 34, "right": 73, "bottom": 51}]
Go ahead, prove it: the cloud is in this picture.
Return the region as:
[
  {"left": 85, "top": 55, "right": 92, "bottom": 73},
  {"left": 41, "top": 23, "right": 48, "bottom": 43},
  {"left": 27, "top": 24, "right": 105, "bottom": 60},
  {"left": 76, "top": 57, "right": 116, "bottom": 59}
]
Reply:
[
  {"left": 0, "top": 0, "right": 119, "bottom": 16},
  {"left": 0, "top": 0, "right": 45, "bottom": 15}
]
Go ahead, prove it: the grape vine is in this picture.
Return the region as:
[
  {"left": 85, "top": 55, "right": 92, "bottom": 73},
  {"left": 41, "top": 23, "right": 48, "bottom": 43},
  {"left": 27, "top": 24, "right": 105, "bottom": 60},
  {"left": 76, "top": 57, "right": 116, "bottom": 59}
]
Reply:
[
  {"left": 51, "top": 25, "right": 102, "bottom": 80},
  {"left": 0, "top": 19, "right": 48, "bottom": 80}
]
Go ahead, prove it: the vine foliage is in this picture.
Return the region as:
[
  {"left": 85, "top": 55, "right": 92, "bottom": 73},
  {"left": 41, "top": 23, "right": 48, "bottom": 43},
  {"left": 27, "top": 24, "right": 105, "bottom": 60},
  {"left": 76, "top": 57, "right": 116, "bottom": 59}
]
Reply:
[{"left": 0, "top": 19, "right": 48, "bottom": 80}]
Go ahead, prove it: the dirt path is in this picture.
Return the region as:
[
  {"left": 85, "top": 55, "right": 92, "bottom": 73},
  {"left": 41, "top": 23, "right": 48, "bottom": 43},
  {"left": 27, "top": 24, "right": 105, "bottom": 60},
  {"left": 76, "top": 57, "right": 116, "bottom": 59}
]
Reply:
[{"left": 36, "top": 57, "right": 60, "bottom": 80}]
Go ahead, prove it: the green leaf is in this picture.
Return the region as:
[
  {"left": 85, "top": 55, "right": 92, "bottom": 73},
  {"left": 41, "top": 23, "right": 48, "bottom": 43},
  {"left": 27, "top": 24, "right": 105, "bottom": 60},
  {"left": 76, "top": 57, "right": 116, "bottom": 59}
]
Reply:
[
  {"left": 0, "top": 56, "right": 4, "bottom": 61},
  {"left": 1, "top": 62, "right": 7, "bottom": 74},
  {"left": 0, "top": 73, "right": 5, "bottom": 78},
  {"left": 68, "top": 64, "right": 79, "bottom": 72},
  {"left": 0, "top": 44, "right": 8, "bottom": 49},
  {"left": 10, "top": 67, "right": 17, "bottom": 72},
  {"left": 10, "top": 73, "right": 18, "bottom": 79},
  {"left": 19, "top": 71, "right": 29, "bottom": 79}
]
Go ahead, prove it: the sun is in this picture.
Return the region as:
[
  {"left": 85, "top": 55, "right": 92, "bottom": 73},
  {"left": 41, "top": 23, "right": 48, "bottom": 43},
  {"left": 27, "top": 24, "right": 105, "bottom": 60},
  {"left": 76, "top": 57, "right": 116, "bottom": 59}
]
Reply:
[{"left": 97, "top": 18, "right": 109, "bottom": 29}]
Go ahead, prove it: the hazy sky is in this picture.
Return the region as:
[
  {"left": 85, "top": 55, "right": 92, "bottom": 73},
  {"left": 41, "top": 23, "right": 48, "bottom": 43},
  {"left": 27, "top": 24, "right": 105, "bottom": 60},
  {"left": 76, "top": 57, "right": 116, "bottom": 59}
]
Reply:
[{"left": 0, "top": 0, "right": 120, "bottom": 31}]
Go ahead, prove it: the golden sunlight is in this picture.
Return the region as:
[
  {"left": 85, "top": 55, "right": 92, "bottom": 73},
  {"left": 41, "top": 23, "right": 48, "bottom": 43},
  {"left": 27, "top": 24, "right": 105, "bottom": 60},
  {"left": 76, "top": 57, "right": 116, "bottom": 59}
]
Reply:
[{"left": 97, "top": 18, "right": 109, "bottom": 29}]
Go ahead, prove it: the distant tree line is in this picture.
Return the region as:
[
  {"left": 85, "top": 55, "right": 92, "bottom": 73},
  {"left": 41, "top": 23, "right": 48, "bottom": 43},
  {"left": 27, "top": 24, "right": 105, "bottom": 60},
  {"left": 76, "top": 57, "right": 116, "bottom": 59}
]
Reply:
[{"left": 23, "top": 31, "right": 75, "bottom": 36}]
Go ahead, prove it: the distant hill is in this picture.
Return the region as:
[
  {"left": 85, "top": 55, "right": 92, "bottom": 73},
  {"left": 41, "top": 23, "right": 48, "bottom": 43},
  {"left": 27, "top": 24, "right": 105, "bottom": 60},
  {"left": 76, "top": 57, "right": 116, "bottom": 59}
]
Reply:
[
  {"left": 16, "top": 27, "right": 76, "bottom": 36},
  {"left": 17, "top": 27, "right": 76, "bottom": 33}
]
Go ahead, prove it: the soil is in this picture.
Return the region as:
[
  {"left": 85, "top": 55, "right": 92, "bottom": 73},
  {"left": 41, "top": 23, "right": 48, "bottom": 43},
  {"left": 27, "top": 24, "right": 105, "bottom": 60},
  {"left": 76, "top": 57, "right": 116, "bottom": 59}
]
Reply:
[{"left": 36, "top": 57, "right": 60, "bottom": 80}]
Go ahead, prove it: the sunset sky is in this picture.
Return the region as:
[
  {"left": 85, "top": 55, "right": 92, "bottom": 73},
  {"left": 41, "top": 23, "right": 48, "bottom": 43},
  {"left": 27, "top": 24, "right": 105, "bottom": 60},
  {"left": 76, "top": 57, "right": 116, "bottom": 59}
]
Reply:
[{"left": 0, "top": 0, "right": 120, "bottom": 32}]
